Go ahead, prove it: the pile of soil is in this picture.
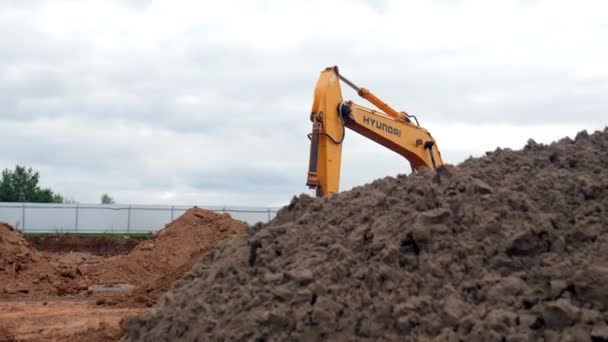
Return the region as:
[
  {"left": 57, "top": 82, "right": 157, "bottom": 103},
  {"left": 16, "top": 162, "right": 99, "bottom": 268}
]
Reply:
[
  {"left": 0, "top": 223, "right": 88, "bottom": 298},
  {"left": 124, "top": 128, "right": 608, "bottom": 341},
  {"left": 90, "top": 207, "right": 246, "bottom": 305},
  {"left": 1, "top": 207, "right": 246, "bottom": 304}
]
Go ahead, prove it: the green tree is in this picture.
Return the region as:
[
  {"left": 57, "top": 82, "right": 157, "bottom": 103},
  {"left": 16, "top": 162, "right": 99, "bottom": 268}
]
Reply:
[
  {"left": 0, "top": 165, "right": 64, "bottom": 203},
  {"left": 100, "top": 193, "right": 115, "bottom": 204}
]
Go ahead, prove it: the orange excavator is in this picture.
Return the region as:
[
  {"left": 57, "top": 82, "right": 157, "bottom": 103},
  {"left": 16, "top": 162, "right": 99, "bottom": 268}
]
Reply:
[{"left": 306, "top": 66, "right": 444, "bottom": 198}]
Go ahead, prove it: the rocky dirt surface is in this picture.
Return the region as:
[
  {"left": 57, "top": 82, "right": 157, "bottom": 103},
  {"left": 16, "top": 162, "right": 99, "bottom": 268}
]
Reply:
[
  {"left": 0, "top": 208, "right": 246, "bottom": 341},
  {"left": 124, "top": 128, "right": 608, "bottom": 341}
]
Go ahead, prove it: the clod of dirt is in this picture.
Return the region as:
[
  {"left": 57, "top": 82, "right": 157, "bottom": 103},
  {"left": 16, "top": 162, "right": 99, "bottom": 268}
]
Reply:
[
  {"left": 591, "top": 325, "right": 608, "bottom": 342},
  {"left": 123, "top": 128, "right": 608, "bottom": 341},
  {"left": 0, "top": 326, "right": 15, "bottom": 342}
]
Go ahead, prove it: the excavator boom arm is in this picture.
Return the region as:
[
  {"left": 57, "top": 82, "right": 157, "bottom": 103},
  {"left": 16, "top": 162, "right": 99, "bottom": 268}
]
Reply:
[
  {"left": 342, "top": 102, "right": 443, "bottom": 170},
  {"left": 306, "top": 66, "right": 443, "bottom": 198}
]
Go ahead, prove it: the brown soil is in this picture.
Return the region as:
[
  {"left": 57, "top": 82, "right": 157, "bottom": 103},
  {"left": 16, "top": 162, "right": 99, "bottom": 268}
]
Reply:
[
  {"left": 0, "top": 300, "right": 144, "bottom": 342},
  {"left": 0, "top": 326, "right": 14, "bottom": 342},
  {"left": 30, "top": 234, "right": 142, "bottom": 256},
  {"left": 124, "top": 128, "right": 608, "bottom": 341},
  {"left": 0, "top": 223, "right": 89, "bottom": 299},
  {"left": 0, "top": 208, "right": 246, "bottom": 341},
  {"left": 90, "top": 208, "right": 245, "bottom": 305}
]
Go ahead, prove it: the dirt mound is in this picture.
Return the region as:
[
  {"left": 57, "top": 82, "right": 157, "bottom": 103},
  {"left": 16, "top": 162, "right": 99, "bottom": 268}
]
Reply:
[
  {"left": 88, "top": 208, "right": 246, "bottom": 304},
  {"left": 1, "top": 207, "right": 245, "bottom": 303},
  {"left": 0, "top": 208, "right": 246, "bottom": 342},
  {"left": 0, "top": 223, "right": 88, "bottom": 298},
  {"left": 123, "top": 128, "right": 608, "bottom": 341}
]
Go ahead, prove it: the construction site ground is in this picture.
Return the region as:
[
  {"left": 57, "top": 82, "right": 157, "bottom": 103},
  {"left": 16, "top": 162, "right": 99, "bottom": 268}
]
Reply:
[
  {"left": 0, "top": 208, "right": 246, "bottom": 342},
  {"left": 1, "top": 128, "right": 607, "bottom": 341},
  {"left": 0, "top": 300, "right": 144, "bottom": 342}
]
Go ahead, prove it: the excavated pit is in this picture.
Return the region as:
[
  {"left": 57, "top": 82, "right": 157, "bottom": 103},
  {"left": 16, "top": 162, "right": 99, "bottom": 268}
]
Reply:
[
  {"left": 0, "top": 208, "right": 246, "bottom": 341},
  {"left": 124, "top": 128, "right": 608, "bottom": 341}
]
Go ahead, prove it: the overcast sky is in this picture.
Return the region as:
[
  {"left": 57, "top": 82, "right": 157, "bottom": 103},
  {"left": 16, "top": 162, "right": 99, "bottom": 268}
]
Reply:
[{"left": 1, "top": 0, "right": 606, "bottom": 206}]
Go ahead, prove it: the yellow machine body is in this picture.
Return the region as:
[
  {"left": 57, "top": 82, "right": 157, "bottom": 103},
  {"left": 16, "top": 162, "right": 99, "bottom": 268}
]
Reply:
[{"left": 306, "top": 66, "right": 444, "bottom": 198}]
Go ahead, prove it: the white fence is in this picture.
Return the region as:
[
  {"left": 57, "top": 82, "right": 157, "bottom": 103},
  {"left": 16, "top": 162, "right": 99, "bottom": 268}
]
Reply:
[{"left": 0, "top": 202, "right": 280, "bottom": 233}]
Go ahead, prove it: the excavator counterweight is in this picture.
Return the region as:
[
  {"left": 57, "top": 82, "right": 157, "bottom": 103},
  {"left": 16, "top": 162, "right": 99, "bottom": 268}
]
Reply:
[{"left": 306, "top": 66, "right": 444, "bottom": 198}]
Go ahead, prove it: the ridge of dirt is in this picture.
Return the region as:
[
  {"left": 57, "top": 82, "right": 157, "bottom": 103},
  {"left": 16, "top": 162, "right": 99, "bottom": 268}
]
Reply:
[
  {"left": 123, "top": 128, "right": 608, "bottom": 341},
  {"left": 0, "top": 223, "right": 88, "bottom": 298},
  {"left": 91, "top": 208, "right": 246, "bottom": 295}
]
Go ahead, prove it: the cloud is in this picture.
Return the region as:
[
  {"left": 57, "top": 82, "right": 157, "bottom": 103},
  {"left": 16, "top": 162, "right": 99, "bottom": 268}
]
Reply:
[{"left": 0, "top": 0, "right": 606, "bottom": 206}]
